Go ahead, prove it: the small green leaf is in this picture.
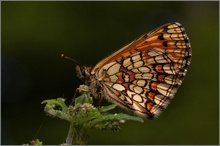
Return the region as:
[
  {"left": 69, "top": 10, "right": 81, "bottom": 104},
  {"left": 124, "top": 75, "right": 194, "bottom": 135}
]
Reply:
[
  {"left": 42, "top": 98, "right": 68, "bottom": 111},
  {"left": 100, "top": 104, "right": 116, "bottom": 112},
  {"left": 109, "top": 113, "right": 144, "bottom": 123}
]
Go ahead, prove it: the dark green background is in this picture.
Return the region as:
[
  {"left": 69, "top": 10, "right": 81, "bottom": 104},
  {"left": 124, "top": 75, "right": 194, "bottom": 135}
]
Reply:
[{"left": 2, "top": 1, "right": 219, "bottom": 145}]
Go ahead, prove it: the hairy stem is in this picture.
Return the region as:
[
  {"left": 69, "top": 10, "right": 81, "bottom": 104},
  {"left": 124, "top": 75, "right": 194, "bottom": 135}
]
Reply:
[{"left": 66, "top": 122, "right": 90, "bottom": 145}]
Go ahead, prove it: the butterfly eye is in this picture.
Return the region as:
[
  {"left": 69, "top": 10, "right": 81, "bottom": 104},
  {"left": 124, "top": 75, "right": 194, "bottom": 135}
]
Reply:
[
  {"left": 76, "top": 65, "right": 91, "bottom": 81},
  {"left": 76, "top": 65, "right": 86, "bottom": 80},
  {"left": 85, "top": 68, "right": 91, "bottom": 77}
]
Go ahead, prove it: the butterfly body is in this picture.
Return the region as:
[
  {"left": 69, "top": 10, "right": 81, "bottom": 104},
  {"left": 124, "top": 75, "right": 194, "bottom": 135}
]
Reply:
[{"left": 76, "top": 22, "right": 191, "bottom": 119}]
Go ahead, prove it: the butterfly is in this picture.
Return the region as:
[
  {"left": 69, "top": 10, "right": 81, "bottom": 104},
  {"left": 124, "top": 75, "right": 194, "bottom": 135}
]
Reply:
[{"left": 75, "top": 22, "right": 192, "bottom": 119}]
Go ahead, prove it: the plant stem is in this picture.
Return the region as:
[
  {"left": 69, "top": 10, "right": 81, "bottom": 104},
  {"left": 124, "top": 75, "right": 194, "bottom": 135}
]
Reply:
[
  {"left": 66, "top": 122, "right": 90, "bottom": 145},
  {"left": 66, "top": 122, "right": 75, "bottom": 145}
]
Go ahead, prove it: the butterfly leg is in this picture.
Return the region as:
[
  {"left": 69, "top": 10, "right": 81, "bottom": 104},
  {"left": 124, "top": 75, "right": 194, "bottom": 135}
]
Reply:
[
  {"left": 70, "top": 88, "right": 79, "bottom": 105},
  {"left": 97, "top": 92, "right": 103, "bottom": 111},
  {"left": 70, "top": 87, "right": 89, "bottom": 105}
]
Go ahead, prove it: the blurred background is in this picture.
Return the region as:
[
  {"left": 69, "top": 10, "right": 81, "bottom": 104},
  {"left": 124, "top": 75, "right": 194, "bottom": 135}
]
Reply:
[{"left": 1, "top": 1, "right": 219, "bottom": 145}]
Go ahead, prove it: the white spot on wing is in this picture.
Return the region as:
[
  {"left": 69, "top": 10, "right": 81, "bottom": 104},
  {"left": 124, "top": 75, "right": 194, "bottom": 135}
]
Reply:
[
  {"left": 133, "top": 94, "right": 143, "bottom": 102},
  {"left": 142, "top": 73, "right": 153, "bottom": 79},
  {"left": 109, "top": 75, "right": 118, "bottom": 82},
  {"left": 102, "top": 62, "right": 115, "bottom": 70},
  {"left": 133, "top": 61, "right": 143, "bottom": 68},
  {"left": 138, "top": 67, "right": 150, "bottom": 73},
  {"left": 157, "top": 83, "right": 173, "bottom": 96},
  {"left": 133, "top": 86, "right": 143, "bottom": 94},
  {"left": 127, "top": 90, "right": 135, "bottom": 98},
  {"left": 164, "top": 75, "right": 174, "bottom": 85},
  {"left": 132, "top": 54, "right": 141, "bottom": 62},
  {"left": 163, "top": 64, "right": 175, "bottom": 74},
  {"left": 123, "top": 58, "right": 131, "bottom": 67},
  {"left": 137, "top": 80, "right": 146, "bottom": 86},
  {"left": 113, "top": 83, "right": 125, "bottom": 91},
  {"left": 123, "top": 73, "right": 130, "bottom": 82},
  {"left": 107, "top": 63, "right": 121, "bottom": 75},
  {"left": 155, "top": 55, "right": 170, "bottom": 63}
]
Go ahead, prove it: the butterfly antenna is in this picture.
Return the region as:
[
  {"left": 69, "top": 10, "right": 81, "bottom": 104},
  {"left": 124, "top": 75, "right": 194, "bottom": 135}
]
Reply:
[{"left": 61, "top": 54, "right": 82, "bottom": 66}]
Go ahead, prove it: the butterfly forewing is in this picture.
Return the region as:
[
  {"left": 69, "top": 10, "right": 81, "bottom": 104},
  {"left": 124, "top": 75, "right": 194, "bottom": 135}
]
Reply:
[{"left": 85, "top": 22, "right": 191, "bottom": 119}]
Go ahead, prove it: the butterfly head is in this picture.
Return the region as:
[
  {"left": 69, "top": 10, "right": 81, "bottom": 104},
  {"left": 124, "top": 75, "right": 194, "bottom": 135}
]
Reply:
[
  {"left": 61, "top": 54, "right": 92, "bottom": 83},
  {"left": 76, "top": 65, "right": 91, "bottom": 82}
]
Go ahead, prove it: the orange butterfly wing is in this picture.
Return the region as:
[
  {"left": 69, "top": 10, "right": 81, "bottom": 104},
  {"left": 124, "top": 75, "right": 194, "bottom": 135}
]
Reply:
[{"left": 90, "top": 22, "right": 191, "bottom": 118}]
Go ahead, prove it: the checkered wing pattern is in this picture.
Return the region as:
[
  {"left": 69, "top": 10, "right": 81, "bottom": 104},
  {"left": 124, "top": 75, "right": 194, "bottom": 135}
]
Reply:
[{"left": 87, "top": 22, "right": 191, "bottom": 118}]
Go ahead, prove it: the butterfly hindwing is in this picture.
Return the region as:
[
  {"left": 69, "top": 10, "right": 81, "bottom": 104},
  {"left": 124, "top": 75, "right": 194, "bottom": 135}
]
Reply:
[{"left": 83, "top": 22, "right": 191, "bottom": 118}]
